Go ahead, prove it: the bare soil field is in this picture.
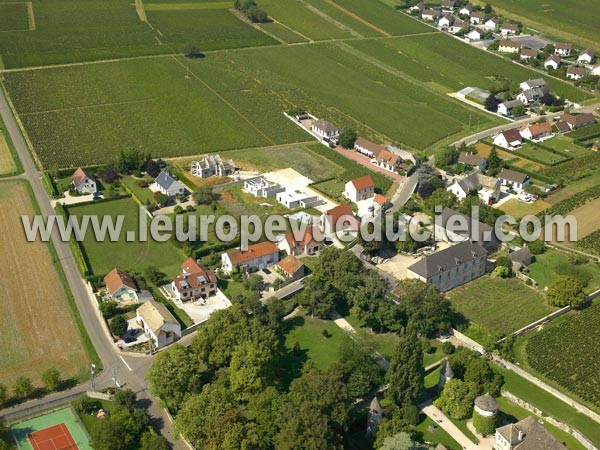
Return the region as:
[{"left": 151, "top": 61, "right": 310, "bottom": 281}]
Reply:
[
  {"left": 0, "top": 133, "right": 17, "bottom": 175},
  {"left": 0, "top": 181, "right": 89, "bottom": 387},
  {"left": 560, "top": 197, "right": 600, "bottom": 243}
]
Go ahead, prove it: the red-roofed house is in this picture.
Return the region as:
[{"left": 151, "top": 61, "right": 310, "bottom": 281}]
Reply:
[
  {"left": 222, "top": 241, "right": 279, "bottom": 273},
  {"left": 354, "top": 137, "right": 385, "bottom": 158},
  {"left": 71, "top": 167, "right": 97, "bottom": 194},
  {"left": 277, "top": 226, "right": 323, "bottom": 256},
  {"left": 344, "top": 176, "right": 375, "bottom": 202},
  {"left": 560, "top": 113, "right": 596, "bottom": 130},
  {"left": 372, "top": 149, "right": 401, "bottom": 172},
  {"left": 171, "top": 258, "right": 217, "bottom": 301},
  {"left": 520, "top": 122, "right": 553, "bottom": 141},
  {"left": 493, "top": 128, "right": 523, "bottom": 149},
  {"left": 277, "top": 255, "right": 305, "bottom": 280},
  {"left": 320, "top": 204, "right": 360, "bottom": 235},
  {"left": 104, "top": 268, "right": 138, "bottom": 302}
]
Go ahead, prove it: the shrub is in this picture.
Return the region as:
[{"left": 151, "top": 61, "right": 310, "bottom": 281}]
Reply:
[
  {"left": 41, "top": 367, "right": 61, "bottom": 391},
  {"left": 99, "top": 301, "right": 118, "bottom": 319},
  {"left": 322, "top": 329, "right": 331, "bottom": 338},
  {"left": 110, "top": 314, "right": 129, "bottom": 337},
  {"left": 73, "top": 396, "right": 102, "bottom": 415},
  {"left": 442, "top": 342, "right": 455, "bottom": 355},
  {"left": 473, "top": 410, "right": 497, "bottom": 435}
]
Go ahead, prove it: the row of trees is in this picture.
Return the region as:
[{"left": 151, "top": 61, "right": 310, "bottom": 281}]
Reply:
[
  {"left": 234, "top": 0, "right": 268, "bottom": 23},
  {"left": 0, "top": 368, "right": 63, "bottom": 407}
]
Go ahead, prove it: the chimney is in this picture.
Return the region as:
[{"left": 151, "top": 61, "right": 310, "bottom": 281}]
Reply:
[{"left": 517, "top": 429, "right": 524, "bottom": 441}]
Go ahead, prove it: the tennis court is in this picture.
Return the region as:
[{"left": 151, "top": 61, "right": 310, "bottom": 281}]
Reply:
[{"left": 11, "top": 407, "right": 91, "bottom": 450}]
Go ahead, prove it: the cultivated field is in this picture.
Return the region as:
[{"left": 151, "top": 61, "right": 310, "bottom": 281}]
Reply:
[
  {"left": 0, "top": 181, "right": 89, "bottom": 387},
  {"left": 0, "top": 132, "right": 17, "bottom": 175},
  {"left": 0, "top": 3, "right": 30, "bottom": 32},
  {"left": 563, "top": 197, "right": 600, "bottom": 239},
  {"left": 448, "top": 276, "right": 556, "bottom": 339},
  {"left": 520, "top": 301, "right": 600, "bottom": 411}
]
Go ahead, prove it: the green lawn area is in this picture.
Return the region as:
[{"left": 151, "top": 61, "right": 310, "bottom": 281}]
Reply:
[
  {"left": 527, "top": 248, "right": 600, "bottom": 293},
  {"left": 448, "top": 276, "right": 556, "bottom": 339},
  {"left": 515, "top": 143, "right": 569, "bottom": 165},
  {"left": 67, "top": 197, "right": 185, "bottom": 277},
  {"left": 121, "top": 175, "right": 155, "bottom": 205},
  {"left": 494, "top": 364, "right": 600, "bottom": 448},
  {"left": 415, "top": 414, "right": 461, "bottom": 450},
  {"left": 76, "top": 398, "right": 116, "bottom": 435}
]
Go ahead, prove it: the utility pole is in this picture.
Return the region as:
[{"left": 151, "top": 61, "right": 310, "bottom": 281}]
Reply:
[
  {"left": 112, "top": 368, "right": 121, "bottom": 389},
  {"left": 90, "top": 363, "right": 96, "bottom": 392}
]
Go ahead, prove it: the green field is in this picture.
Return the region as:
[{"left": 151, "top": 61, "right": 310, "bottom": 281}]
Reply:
[
  {"left": 66, "top": 197, "right": 186, "bottom": 277},
  {"left": 0, "top": 3, "right": 29, "bottom": 32},
  {"left": 448, "top": 276, "right": 556, "bottom": 339},
  {"left": 527, "top": 248, "right": 600, "bottom": 293},
  {"left": 258, "top": 21, "right": 309, "bottom": 44},
  {"left": 516, "top": 302, "right": 600, "bottom": 411},
  {"left": 302, "top": 0, "right": 384, "bottom": 37},
  {"left": 478, "top": 0, "right": 600, "bottom": 51},
  {"left": 348, "top": 34, "right": 590, "bottom": 103}
]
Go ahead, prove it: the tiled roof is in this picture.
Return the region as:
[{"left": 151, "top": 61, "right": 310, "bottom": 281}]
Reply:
[
  {"left": 104, "top": 268, "right": 137, "bottom": 296},
  {"left": 226, "top": 241, "right": 279, "bottom": 266},
  {"left": 351, "top": 175, "right": 375, "bottom": 191}
]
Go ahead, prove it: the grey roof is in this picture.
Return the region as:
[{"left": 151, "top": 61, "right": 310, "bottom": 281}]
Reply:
[
  {"left": 499, "top": 169, "right": 529, "bottom": 184},
  {"left": 521, "top": 78, "right": 548, "bottom": 89},
  {"left": 155, "top": 171, "right": 179, "bottom": 190},
  {"left": 407, "top": 241, "right": 487, "bottom": 279},
  {"left": 458, "top": 152, "right": 486, "bottom": 166},
  {"left": 438, "top": 207, "right": 500, "bottom": 251},
  {"left": 509, "top": 246, "right": 533, "bottom": 264},
  {"left": 443, "top": 360, "right": 454, "bottom": 379},
  {"left": 501, "top": 99, "right": 525, "bottom": 109},
  {"left": 370, "top": 396, "right": 383, "bottom": 413},
  {"left": 496, "top": 416, "right": 567, "bottom": 450},
  {"left": 567, "top": 66, "right": 587, "bottom": 76},
  {"left": 520, "top": 88, "right": 544, "bottom": 101},
  {"left": 474, "top": 393, "right": 498, "bottom": 413},
  {"left": 313, "top": 119, "right": 338, "bottom": 134}
]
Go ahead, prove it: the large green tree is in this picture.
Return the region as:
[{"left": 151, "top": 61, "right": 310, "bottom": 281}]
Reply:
[
  {"left": 298, "top": 274, "right": 338, "bottom": 318},
  {"left": 229, "top": 340, "right": 274, "bottom": 401},
  {"left": 464, "top": 358, "right": 503, "bottom": 396},
  {"left": 396, "top": 280, "right": 452, "bottom": 337},
  {"left": 378, "top": 432, "right": 430, "bottom": 450},
  {"left": 435, "top": 379, "right": 479, "bottom": 419},
  {"left": 41, "top": 367, "right": 61, "bottom": 391},
  {"left": 386, "top": 328, "right": 424, "bottom": 407},
  {"left": 547, "top": 275, "right": 585, "bottom": 307},
  {"left": 336, "top": 336, "right": 382, "bottom": 397}
]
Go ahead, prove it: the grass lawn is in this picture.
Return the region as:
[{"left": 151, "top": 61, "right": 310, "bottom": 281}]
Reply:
[
  {"left": 527, "top": 248, "right": 600, "bottom": 293},
  {"left": 448, "top": 276, "right": 556, "bottom": 339},
  {"left": 415, "top": 414, "right": 462, "bottom": 450},
  {"left": 499, "top": 198, "right": 550, "bottom": 219},
  {"left": 494, "top": 364, "right": 600, "bottom": 448},
  {"left": 76, "top": 398, "right": 116, "bottom": 435},
  {"left": 121, "top": 175, "right": 155, "bottom": 205},
  {"left": 67, "top": 197, "right": 185, "bottom": 277},
  {"left": 515, "top": 143, "right": 569, "bottom": 165}
]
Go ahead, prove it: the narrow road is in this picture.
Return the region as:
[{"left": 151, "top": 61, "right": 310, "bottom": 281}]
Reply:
[
  {"left": 0, "top": 88, "right": 185, "bottom": 449},
  {"left": 420, "top": 401, "right": 479, "bottom": 450}
]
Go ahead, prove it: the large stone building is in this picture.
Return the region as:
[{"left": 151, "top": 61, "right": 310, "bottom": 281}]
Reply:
[{"left": 495, "top": 416, "right": 566, "bottom": 450}]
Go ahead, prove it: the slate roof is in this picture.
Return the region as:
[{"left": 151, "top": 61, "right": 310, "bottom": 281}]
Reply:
[
  {"left": 496, "top": 416, "right": 567, "bottom": 450},
  {"left": 498, "top": 169, "right": 529, "bottom": 184},
  {"left": 407, "top": 241, "right": 487, "bottom": 279},
  {"left": 437, "top": 207, "right": 499, "bottom": 250},
  {"left": 474, "top": 393, "right": 498, "bottom": 413},
  {"left": 313, "top": 119, "right": 338, "bottom": 134},
  {"left": 509, "top": 246, "right": 533, "bottom": 265},
  {"left": 155, "top": 171, "right": 181, "bottom": 191}
]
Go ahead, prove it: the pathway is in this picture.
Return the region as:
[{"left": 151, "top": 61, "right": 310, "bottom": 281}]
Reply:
[{"left": 420, "top": 401, "right": 479, "bottom": 450}]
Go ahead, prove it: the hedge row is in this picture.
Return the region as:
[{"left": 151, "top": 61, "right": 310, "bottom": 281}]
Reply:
[{"left": 54, "top": 203, "right": 92, "bottom": 276}]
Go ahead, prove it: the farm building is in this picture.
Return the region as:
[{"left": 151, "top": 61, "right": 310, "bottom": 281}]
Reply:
[
  {"left": 136, "top": 299, "right": 181, "bottom": 349},
  {"left": 354, "top": 137, "right": 385, "bottom": 158},
  {"left": 190, "top": 154, "right": 235, "bottom": 178},
  {"left": 155, "top": 171, "right": 186, "bottom": 196},
  {"left": 71, "top": 167, "right": 96, "bottom": 194},
  {"left": 171, "top": 257, "right": 218, "bottom": 302},
  {"left": 221, "top": 241, "right": 280, "bottom": 273}
]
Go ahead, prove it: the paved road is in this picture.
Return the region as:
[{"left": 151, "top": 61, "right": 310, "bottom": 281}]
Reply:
[
  {"left": 387, "top": 171, "right": 418, "bottom": 214},
  {"left": 0, "top": 89, "right": 185, "bottom": 449},
  {"left": 421, "top": 401, "right": 479, "bottom": 450}
]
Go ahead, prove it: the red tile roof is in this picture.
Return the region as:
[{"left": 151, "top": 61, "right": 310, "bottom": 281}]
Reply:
[
  {"left": 374, "top": 194, "right": 387, "bottom": 206},
  {"left": 502, "top": 128, "right": 522, "bottom": 142},
  {"left": 521, "top": 122, "right": 552, "bottom": 136},
  {"left": 354, "top": 137, "right": 385, "bottom": 155},
  {"left": 324, "top": 204, "right": 360, "bottom": 231},
  {"left": 71, "top": 167, "right": 93, "bottom": 187},
  {"left": 226, "top": 241, "right": 279, "bottom": 266},
  {"left": 278, "top": 255, "right": 304, "bottom": 276},
  {"left": 351, "top": 175, "right": 375, "bottom": 191},
  {"left": 104, "top": 268, "right": 137, "bottom": 296},
  {"left": 562, "top": 113, "right": 596, "bottom": 127},
  {"left": 173, "top": 258, "right": 217, "bottom": 292}
]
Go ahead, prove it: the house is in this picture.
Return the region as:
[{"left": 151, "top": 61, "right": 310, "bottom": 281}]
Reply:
[
  {"left": 71, "top": 167, "right": 97, "bottom": 194},
  {"left": 578, "top": 49, "right": 596, "bottom": 64},
  {"left": 466, "top": 29, "right": 482, "bottom": 41},
  {"left": 484, "top": 18, "right": 498, "bottom": 30},
  {"left": 555, "top": 120, "right": 572, "bottom": 134},
  {"left": 470, "top": 11, "right": 484, "bottom": 24},
  {"left": 495, "top": 416, "right": 567, "bottom": 450},
  {"left": 190, "top": 154, "right": 235, "bottom": 178},
  {"left": 517, "top": 88, "right": 545, "bottom": 105},
  {"left": 544, "top": 55, "right": 561, "bottom": 70},
  {"left": 104, "top": 268, "right": 138, "bottom": 303},
  {"left": 276, "top": 190, "right": 321, "bottom": 209},
  {"left": 171, "top": 258, "right": 217, "bottom": 302},
  {"left": 497, "top": 100, "right": 525, "bottom": 117},
  {"left": 277, "top": 255, "right": 305, "bottom": 280},
  {"left": 344, "top": 175, "right": 375, "bottom": 202},
  {"left": 593, "top": 65, "right": 600, "bottom": 76},
  {"left": 554, "top": 42, "right": 572, "bottom": 56},
  {"left": 498, "top": 168, "right": 530, "bottom": 191},
  {"left": 500, "top": 23, "right": 518, "bottom": 36},
  {"left": 136, "top": 299, "right": 181, "bottom": 349},
  {"left": 498, "top": 40, "right": 521, "bottom": 54},
  {"left": 493, "top": 128, "right": 523, "bottom": 149},
  {"left": 440, "top": 0, "right": 456, "bottom": 10},
  {"left": 221, "top": 241, "right": 280, "bottom": 273},
  {"left": 409, "top": 1, "right": 425, "bottom": 12},
  {"left": 446, "top": 172, "right": 501, "bottom": 204},
  {"left": 520, "top": 48, "right": 538, "bottom": 60},
  {"left": 438, "top": 14, "right": 454, "bottom": 28},
  {"left": 320, "top": 203, "right": 360, "bottom": 235},
  {"left": 520, "top": 122, "right": 553, "bottom": 141},
  {"left": 406, "top": 241, "right": 487, "bottom": 292},
  {"left": 312, "top": 119, "right": 339, "bottom": 142},
  {"left": 449, "top": 18, "right": 466, "bottom": 34},
  {"left": 458, "top": 5, "right": 472, "bottom": 16},
  {"left": 422, "top": 9, "right": 441, "bottom": 20},
  {"left": 560, "top": 113, "right": 596, "bottom": 129},
  {"left": 372, "top": 149, "right": 401, "bottom": 172},
  {"left": 509, "top": 246, "right": 533, "bottom": 271},
  {"left": 434, "top": 207, "right": 501, "bottom": 251},
  {"left": 354, "top": 137, "right": 385, "bottom": 158},
  {"left": 566, "top": 66, "right": 587, "bottom": 80},
  {"left": 155, "top": 171, "right": 186, "bottom": 197},
  {"left": 458, "top": 152, "right": 487, "bottom": 170},
  {"left": 276, "top": 226, "right": 324, "bottom": 256},
  {"left": 243, "top": 176, "right": 285, "bottom": 197},
  {"left": 519, "top": 78, "right": 549, "bottom": 93}
]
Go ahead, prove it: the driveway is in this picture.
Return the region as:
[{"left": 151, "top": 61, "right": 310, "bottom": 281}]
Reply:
[
  {"left": 421, "top": 401, "right": 479, "bottom": 450},
  {"left": 333, "top": 146, "right": 405, "bottom": 182}
]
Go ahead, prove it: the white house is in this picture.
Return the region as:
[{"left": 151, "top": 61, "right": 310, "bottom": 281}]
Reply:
[
  {"left": 276, "top": 226, "right": 324, "bottom": 256},
  {"left": 520, "top": 122, "right": 553, "bottom": 141},
  {"left": 554, "top": 42, "right": 572, "bottom": 56},
  {"left": 517, "top": 88, "right": 545, "bottom": 105},
  {"left": 458, "top": 5, "right": 472, "bottom": 16},
  {"left": 136, "top": 299, "right": 181, "bottom": 349},
  {"left": 354, "top": 137, "right": 385, "bottom": 158},
  {"left": 190, "top": 154, "right": 235, "bottom": 178},
  {"left": 409, "top": 1, "right": 425, "bottom": 12},
  {"left": 104, "top": 268, "right": 139, "bottom": 303},
  {"left": 449, "top": 18, "right": 466, "bottom": 34},
  {"left": 593, "top": 65, "right": 600, "bottom": 76},
  {"left": 544, "top": 55, "right": 561, "bottom": 70},
  {"left": 422, "top": 9, "right": 441, "bottom": 20},
  {"left": 446, "top": 172, "right": 501, "bottom": 204},
  {"left": 154, "top": 171, "right": 186, "bottom": 197},
  {"left": 320, "top": 203, "right": 360, "bottom": 236},
  {"left": 499, "top": 23, "right": 518, "bottom": 36},
  {"left": 519, "top": 78, "right": 549, "bottom": 93},
  {"left": 497, "top": 99, "right": 524, "bottom": 117},
  {"left": 566, "top": 66, "right": 587, "bottom": 80},
  {"left": 243, "top": 176, "right": 285, "bottom": 197},
  {"left": 493, "top": 128, "right": 523, "bottom": 149},
  {"left": 484, "top": 18, "right": 498, "bottom": 30},
  {"left": 438, "top": 14, "right": 454, "bottom": 28},
  {"left": 71, "top": 167, "right": 97, "bottom": 194},
  {"left": 498, "top": 40, "right": 521, "bottom": 54},
  {"left": 440, "top": 0, "right": 456, "bottom": 10},
  {"left": 221, "top": 241, "right": 279, "bottom": 273},
  {"left": 276, "top": 189, "right": 320, "bottom": 209},
  {"left": 470, "top": 11, "right": 484, "bottom": 24},
  {"left": 171, "top": 257, "right": 218, "bottom": 302},
  {"left": 457, "top": 151, "right": 487, "bottom": 170},
  {"left": 372, "top": 149, "right": 401, "bottom": 173},
  {"left": 578, "top": 49, "right": 596, "bottom": 64},
  {"left": 520, "top": 48, "right": 538, "bottom": 60},
  {"left": 498, "top": 169, "right": 530, "bottom": 191},
  {"left": 312, "top": 119, "right": 339, "bottom": 143},
  {"left": 344, "top": 175, "right": 375, "bottom": 202},
  {"left": 466, "top": 29, "right": 482, "bottom": 41}
]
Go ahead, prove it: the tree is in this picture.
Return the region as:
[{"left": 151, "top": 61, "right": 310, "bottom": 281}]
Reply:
[
  {"left": 484, "top": 94, "right": 500, "bottom": 112},
  {"left": 495, "top": 265, "right": 511, "bottom": 277},
  {"left": 229, "top": 340, "right": 273, "bottom": 401},
  {"left": 379, "top": 432, "right": 429, "bottom": 450},
  {"left": 146, "top": 159, "right": 161, "bottom": 178},
  {"left": 435, "top": 147, "right": 459, "bottom": 167},
  {"left": 73, "top": 396, "right": 102, "bottom": 415},
  {"left": 336, "top": 336, "right": 382, "bottom": 397},
  {"left": 0, "top": 384, "right": 7, "bottom": 406},
  {"left": 114, "top": 388, "right": 137, "bottom": 411},
  {"left": 182, "top": 44, "right": 201, "bottom": 58},
  {"left": 448, "top": 347, "right": 478, "bottom": 379},
  {"left": 90, "top": 407, "right": 145, "bottom": 450},
  {"left": 547, "top": 275, "right": 585, "bottom": 307},
  {"left": 144, "top": 266, "right": 166, "bottom": 285},
  {"left": 338, "top": 128, "right": 358, "bottom": 149},
  {"left": 464, "top": 358, "right": 503, "bottom": 395},
  {"left": 153, "top": 191, "right": 169, "bottom": 206},
  {"left": 386, "top": 327, "right": 424, "bottom": 407},
  {"left": 298, "top": 274, "right": 338, "bottom": 318},
  {"left": 97, "top": 164, "right": 120, "bottom": 184},
  {"left": 397, "top": 280, "right": 452, "bottom": 337},
  {"left": 110, "top": 314, "right": 129, "bottom": 337},
  {"left": 423, "top": 189, "right": 457, "bottom": 214},
  {"left": 246, "top": 387, "right": 283, "bottom": 448},
  {"left": 99, "top": 301, "right": 118, "bottom": 319},
  {"left": 473, "top": 410, "right": 497, "bottom": 435},
  {"left": 193, "top": 186, "right": 213, "bottom": 205},
  {"left": 13, "top": 376, "right": 33, "bottom": 398},
  {"left": 486, "top": 147, "right": 503, "bottom": 175},
  {"left": 483, "top": 3, "right": 492, "bottom": 14},
  {"left": 146, "top": 344, "right": 202, "bottom": 410},
  {"left": 512, "top": 104, "right": 527, "bottom": 117},
  {"left": 140, "top": 431, "right": 169, "bottom": 450},
  {"left": 527, "top": 239, "right": 546, "bottom": 255},
  {"left": 435, "top": 379, "right": 479, "bottom": 419},
  {"left": 41, "top": 367, "right": 61, "bottom": 391}
]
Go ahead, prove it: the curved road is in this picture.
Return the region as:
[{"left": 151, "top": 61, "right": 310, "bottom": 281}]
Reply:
[{"left": 0, "top": 88, "right": 185, "bottom": 449}]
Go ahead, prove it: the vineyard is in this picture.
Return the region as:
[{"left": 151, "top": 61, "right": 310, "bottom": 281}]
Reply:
[
  {"left": 0, "top": 3, "right": 29, "bottom": 31},
  {"left": 577, "top": 230, "right": 600, "bottom": 255},
  {"left": 538, "top": 184, "right": 600, "bottom": 221},
  {"left": 541, "top": 152, "right": 600, "bottom": 183},
  {"left": 523, "top": 302, "right": 600, "bottom": 409}
]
